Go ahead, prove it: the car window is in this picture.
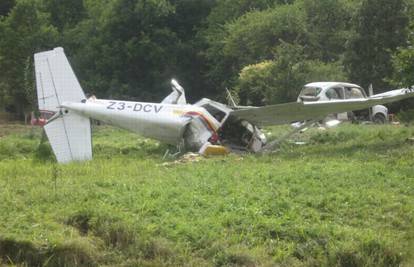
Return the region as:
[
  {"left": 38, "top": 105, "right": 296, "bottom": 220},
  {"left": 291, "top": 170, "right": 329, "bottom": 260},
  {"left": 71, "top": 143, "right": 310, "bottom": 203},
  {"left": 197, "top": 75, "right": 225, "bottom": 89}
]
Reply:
[
  {"left": 299, "top": 87, "right": 322, "bottom": 97},
  {"left": 345, "top": 87, "right": 365, "bottom": 99},
  {"left": 326, "top": 88, "right": 342, "bottom": 100},
  {"left": 325, "top": 89, "right": 339, "bottom": 99}
]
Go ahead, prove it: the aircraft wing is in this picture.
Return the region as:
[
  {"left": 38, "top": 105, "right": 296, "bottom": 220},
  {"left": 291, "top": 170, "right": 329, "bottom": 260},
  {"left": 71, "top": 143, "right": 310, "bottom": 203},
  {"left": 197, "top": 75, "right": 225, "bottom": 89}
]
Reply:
[{"left": 230, "top": 88, "right": 414, "bottom": 126}]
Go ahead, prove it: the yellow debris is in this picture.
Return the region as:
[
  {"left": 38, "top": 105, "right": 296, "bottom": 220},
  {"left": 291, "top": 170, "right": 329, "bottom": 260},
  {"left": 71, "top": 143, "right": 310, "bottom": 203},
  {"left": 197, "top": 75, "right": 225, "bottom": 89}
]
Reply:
[{"left": 200, "top": 144, "right": 230, "bottom": 156}]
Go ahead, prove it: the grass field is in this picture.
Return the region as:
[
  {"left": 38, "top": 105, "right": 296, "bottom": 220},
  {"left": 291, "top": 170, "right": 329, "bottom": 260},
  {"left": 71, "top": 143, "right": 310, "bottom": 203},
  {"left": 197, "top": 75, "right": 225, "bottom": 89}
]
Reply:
[{"left": 0, "top": 123, "right": 413, "bottom": 267}]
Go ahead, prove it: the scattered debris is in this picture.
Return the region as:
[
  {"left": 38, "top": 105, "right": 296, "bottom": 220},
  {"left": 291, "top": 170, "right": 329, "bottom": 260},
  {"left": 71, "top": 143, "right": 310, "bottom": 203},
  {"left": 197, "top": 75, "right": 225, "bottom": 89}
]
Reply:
[
  {"left": 161, "top": 153, "right": 203, "bottom": 166},
  {"left": 294, "top": 141, "right": 307, "bottom": 145},
  {"left": 199, "top": 142, "right": 230, "bottom": 156}
]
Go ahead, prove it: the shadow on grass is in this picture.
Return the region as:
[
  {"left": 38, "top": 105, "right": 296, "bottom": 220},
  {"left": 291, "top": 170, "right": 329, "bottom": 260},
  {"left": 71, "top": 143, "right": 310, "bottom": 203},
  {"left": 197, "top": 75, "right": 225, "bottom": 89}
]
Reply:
[{"left": 0, "top": 237, "right": 98, "bottom": 267}]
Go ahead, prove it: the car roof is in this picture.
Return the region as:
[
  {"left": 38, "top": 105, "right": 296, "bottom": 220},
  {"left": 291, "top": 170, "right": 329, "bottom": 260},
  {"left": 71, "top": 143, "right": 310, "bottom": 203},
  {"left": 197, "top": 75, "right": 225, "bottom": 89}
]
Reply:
[{"left": 304, "top": 82, "right": 361, "bottom": 89}]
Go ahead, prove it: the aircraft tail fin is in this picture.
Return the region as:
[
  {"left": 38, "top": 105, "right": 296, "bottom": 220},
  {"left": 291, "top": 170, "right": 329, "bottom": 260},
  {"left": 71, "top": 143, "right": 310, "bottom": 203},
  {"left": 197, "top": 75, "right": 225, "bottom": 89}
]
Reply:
[{"left": 34, "top": 47, "right": 92, "bottom": 163}]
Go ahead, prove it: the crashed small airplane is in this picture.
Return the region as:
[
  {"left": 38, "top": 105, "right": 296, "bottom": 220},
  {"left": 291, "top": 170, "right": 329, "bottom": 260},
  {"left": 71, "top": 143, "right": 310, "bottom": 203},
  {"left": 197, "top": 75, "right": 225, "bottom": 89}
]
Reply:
[{"left": 34, "top": 48, "right": 414, "bottom": 163}]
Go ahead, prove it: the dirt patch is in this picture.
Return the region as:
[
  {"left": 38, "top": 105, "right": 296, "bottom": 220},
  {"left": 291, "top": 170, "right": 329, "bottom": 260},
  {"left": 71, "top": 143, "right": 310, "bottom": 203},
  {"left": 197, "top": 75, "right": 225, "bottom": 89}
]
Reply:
[
  {"left": 0, "top": 124, "right": 31, "bottom": 137},
  {"left": 161, "top": 153, "right": 203, "bottom": 166},
  {"left": 0, "top": 113, "right": 20, "bottom": 124}
]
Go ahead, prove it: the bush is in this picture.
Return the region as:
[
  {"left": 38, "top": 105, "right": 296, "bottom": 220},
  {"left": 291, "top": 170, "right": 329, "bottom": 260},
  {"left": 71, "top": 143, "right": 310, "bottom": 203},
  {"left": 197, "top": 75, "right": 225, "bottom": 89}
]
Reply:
[
  {"left": 235, "top": 43, "right": 346, "bottom": 105},
  {"left": 397, "top": 109, "right": 414, "bottom": 123}
]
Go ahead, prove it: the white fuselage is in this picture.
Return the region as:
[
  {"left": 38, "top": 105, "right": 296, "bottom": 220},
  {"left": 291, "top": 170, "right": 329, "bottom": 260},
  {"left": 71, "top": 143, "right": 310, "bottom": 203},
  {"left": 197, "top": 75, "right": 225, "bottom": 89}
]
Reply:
[{"left": 62, "top": 99, "right": 221, "bottom": 147}]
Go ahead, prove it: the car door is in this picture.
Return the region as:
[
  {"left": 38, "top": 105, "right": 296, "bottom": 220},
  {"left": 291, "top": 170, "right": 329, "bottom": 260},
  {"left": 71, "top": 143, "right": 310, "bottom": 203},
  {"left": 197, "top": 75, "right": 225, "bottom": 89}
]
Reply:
[
  {"left": 344, "top": 86, "right": 371, "bottom": 120},
  {"left": 325, "top": 86, "right": 349, "bottom": 120}
]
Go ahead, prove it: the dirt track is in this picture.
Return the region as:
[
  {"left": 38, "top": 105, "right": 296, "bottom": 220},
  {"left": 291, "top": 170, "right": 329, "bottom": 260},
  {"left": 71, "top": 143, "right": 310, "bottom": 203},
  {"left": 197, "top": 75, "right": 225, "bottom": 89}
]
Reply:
[{"left": 0, "top": 124, "right": 31, "bottom": 137}]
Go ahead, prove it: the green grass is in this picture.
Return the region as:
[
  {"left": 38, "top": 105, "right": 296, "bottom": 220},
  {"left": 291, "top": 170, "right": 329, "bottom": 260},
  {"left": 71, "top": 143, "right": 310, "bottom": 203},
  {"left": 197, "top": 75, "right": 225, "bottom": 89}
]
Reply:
[{"left": 0, "top": 124, "right": 413, "bottom": 266}]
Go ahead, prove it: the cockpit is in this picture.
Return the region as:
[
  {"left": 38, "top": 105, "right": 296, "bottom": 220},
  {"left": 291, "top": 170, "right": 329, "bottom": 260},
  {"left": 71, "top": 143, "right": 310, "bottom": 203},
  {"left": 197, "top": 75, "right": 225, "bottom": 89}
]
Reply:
[
  {"left": 194, "top": 98, "right": 232, "bottom": 124},
  {"left": 189, "top": 98, "right": 266, "bottom": 152}
]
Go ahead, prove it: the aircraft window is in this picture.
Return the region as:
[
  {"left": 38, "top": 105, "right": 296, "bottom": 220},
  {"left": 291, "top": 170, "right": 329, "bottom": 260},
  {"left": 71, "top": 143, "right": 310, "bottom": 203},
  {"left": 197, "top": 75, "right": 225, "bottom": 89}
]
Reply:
[
  {"left": 202, "top": 104, "right": 226, "bottom": 122},
  {"left": 345, "top": 87, "right": 365, "bottom": 99},
  {"left": 299, "top": 87, "right": 322, "bottom": 97},
  {"left": 326, "top": 87, "right": 343, "bottom": 99}
]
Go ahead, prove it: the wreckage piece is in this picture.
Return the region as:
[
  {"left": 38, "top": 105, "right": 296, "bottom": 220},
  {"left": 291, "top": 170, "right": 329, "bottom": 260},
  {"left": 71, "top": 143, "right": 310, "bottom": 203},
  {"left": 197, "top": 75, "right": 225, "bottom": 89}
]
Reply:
[
  {"left": 34, "top": 48, "right": 414, "bottom": 163},
  {"left": 261, "top": 119, "right": 318, "bottom": 152}
]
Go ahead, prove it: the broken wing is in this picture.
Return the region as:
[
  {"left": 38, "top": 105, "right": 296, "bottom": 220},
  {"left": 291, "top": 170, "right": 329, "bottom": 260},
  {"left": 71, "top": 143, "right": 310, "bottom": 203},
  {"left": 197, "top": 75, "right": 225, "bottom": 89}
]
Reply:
[{"left": 231, "top": 88, "right": 414, "bottom": 126}]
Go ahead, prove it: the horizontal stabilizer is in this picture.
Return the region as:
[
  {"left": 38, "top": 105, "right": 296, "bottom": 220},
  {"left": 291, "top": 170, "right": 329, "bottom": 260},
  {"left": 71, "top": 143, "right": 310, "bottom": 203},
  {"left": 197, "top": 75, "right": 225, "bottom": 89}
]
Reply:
[{"left": 45, "top": 112, "right": 92, "bottom": 163}]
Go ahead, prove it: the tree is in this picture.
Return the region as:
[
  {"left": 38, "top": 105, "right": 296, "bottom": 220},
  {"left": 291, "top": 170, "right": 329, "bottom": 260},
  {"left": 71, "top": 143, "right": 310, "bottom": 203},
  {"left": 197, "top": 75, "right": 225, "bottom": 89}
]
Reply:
[
  {"left": 40, "top": 0, "right": 86, "bottom": 31},
  {"left": 204, "top": 3, "right": 307, "bottom": 93},
  {"left": 202, "top": 0, "right": 355, "bottom": 96},
  {"left": 235, "top": 43, "right": 346, "bottom": 105},
  {"left": 0, "top": 0, "right": 15, "bottom": 17},
  {"left": 62, "top": 0, "right": 218, "bottom": 103},
  {"left": 391, "top": 46, "right": 414, "bottom": 88},
  {"left": 345, "top": 0, "right": 409, "bottom": 91},
  {"left": 0, "top": 0, "right": 58, "bottom": 117},
  {"left": 62, "top": 0, "right": 180, "bottom": 101},
  {"left": 388, "top": 20, "right": 414, "bottom": 115},
  {"left": 301, "top": 0, "right": 353, "bottom": 62},
  {"left": 156, "top": 0, "right": 216, "bottom": 101}
]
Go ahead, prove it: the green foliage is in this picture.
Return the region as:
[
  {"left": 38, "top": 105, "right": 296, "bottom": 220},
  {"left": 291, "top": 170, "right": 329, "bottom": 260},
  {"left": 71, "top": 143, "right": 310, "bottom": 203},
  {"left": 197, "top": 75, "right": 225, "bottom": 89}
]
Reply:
[
  {"left": 345, "top": 0, "right": 409, "bottom": 90},
  {"left": 203, "top": 0, "right": 356, "bottom": 95},
  {"left": 200, "top": 0, "right": 286, "bottom": 92},
  {"left": 0, "top": 0, "right": 58, "bottom": 116},
  {"left": 391, "top": 47, "right": 414, "bottom": 88},
  {"left": 1, "top": 124, "right": 414, "bottom": 266},
  {"left": 204, "top": 3, "right": 307, "bottom": 90},
  {"left": 0, "top": 0, "right": 15, "bottom": 17},
  {"left": 63, "top": 0, "right": 179, "bottom": 101},
  {"left": 235, "top": 43, "right": 346, "bottom": 105},
  {"left": 235, "top": 60, "right": 274, "bottom": 105},
  {"left": 224, "top": 5, "right": 305, "bottom": 66},
  {"left": 40, "top": 0, "right": 87, "bottom": 30},
  {"left": 0, "top": 0, "right": 414, "bottom": 115},
  {"left": 301, "top": 0, "right": 353, "bottom": 62},
  {"left": 397, "top": 108, "right": 414, "bottom": 123}
]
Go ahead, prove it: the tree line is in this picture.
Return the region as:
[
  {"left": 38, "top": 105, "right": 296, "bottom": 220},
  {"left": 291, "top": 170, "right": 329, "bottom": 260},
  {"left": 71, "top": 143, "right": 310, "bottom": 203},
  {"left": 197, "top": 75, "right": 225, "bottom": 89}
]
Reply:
[{"left": 0, "top": 0, "right": 413, "bottom": 118}]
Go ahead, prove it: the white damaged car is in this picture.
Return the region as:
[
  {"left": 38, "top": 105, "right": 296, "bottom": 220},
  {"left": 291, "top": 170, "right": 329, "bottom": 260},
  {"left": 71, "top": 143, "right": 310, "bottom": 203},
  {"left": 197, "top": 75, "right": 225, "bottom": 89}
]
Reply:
[{"left": 297, "top": 82, "right": 388, "bottom": 123}]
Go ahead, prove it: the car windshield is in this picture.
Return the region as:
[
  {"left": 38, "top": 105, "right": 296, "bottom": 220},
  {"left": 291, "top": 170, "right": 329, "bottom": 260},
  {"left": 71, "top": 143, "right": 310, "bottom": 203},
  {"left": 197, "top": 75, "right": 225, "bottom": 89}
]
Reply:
[{"left": 300, "top": 87, "right": 322, "bottom": 97}]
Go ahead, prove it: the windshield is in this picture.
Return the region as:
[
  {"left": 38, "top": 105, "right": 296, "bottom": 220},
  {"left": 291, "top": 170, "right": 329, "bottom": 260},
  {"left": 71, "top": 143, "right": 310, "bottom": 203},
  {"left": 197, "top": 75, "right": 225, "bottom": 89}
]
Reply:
[
  {"left": 202, "top": 104, "right": 227, "bottom": 122},
  {"left": 300, "top": 87, "right": 322, "bottom": 97}
]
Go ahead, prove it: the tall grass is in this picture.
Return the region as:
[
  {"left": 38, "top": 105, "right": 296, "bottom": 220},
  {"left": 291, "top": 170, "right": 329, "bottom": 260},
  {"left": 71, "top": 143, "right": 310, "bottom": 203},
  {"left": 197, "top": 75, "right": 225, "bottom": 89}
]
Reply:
[{"left": 0, "top": 124, "right": 413, "bottom": 266}]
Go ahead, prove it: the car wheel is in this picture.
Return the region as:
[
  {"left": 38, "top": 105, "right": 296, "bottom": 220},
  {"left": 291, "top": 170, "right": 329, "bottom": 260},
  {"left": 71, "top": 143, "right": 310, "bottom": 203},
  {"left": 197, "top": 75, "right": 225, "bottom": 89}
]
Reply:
[
  {"left": 347, "top": 112, "right": 357, "bottom": 123},
  {"left": 373, "top": 113, "right": 386, "bottom": 124}
]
